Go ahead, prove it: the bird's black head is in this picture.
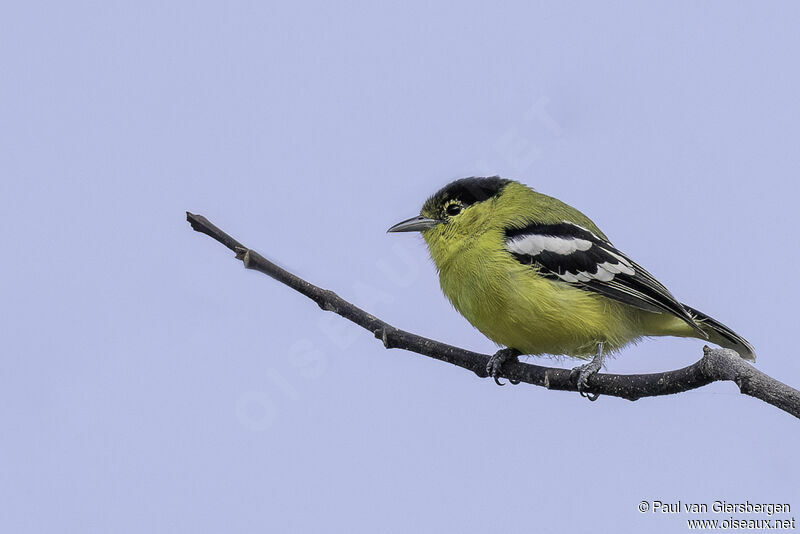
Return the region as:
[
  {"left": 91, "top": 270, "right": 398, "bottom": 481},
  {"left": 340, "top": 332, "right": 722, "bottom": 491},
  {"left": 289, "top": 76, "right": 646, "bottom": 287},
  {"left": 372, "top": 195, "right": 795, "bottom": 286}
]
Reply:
[{"left": 420, "top": 176, "right": 512, "bottom": 220}]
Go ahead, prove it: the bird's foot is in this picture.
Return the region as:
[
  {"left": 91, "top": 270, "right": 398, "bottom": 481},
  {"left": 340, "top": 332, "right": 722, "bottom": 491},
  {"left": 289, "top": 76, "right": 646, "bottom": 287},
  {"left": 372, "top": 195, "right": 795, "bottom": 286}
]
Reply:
[
  {"left": 569, "top": 362, "right": 601, "bottom": 401},
  {"left": 569, "top": 343, "right": 605, "bottom": 401},
  {"left": 487, "top": 348, "right": 521, "bottom": 386}
]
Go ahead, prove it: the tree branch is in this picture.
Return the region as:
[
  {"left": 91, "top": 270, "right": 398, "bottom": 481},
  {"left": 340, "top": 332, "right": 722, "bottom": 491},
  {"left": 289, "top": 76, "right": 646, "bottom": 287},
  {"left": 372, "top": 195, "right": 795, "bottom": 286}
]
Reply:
[{"left": 186, "top": 212, "right": 800, "bottom": 420}]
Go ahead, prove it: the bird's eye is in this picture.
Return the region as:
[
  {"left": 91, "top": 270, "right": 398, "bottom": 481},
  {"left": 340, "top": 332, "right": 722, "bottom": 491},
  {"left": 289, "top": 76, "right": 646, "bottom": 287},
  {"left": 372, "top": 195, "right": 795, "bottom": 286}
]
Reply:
[{"left": 446, "top": 204, "right": 462, "bottom": 216}]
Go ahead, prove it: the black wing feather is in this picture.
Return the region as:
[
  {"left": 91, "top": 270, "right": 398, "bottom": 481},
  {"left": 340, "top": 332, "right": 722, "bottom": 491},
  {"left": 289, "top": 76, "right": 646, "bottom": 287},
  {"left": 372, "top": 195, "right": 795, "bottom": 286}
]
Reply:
[{"left": 504, "top": 222, "right": 704, "bottom": 335}]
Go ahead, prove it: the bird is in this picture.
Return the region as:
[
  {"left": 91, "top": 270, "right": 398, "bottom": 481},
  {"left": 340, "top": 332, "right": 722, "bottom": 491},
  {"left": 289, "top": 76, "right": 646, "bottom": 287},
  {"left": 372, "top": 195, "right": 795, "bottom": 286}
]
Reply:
[{"left": 387, "top": 177, "right": 754, "bottom": 398}]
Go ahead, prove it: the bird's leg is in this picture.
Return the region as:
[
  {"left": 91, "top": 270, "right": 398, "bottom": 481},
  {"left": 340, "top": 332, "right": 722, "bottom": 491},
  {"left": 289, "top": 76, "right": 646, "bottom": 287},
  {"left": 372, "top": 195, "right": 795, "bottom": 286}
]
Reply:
[
  {"left": 569, "top": 342, "right": 604, "bottom": 401},
  {"left": 487, "top": 348, "right": 521, "bottom": 386}
]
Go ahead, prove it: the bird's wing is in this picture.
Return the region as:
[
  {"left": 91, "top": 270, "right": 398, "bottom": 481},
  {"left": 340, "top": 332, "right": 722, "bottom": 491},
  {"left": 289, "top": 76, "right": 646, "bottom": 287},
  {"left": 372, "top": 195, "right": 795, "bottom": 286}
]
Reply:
[{"left": 504, "top": 221, "right": 704, "bottom": 335}]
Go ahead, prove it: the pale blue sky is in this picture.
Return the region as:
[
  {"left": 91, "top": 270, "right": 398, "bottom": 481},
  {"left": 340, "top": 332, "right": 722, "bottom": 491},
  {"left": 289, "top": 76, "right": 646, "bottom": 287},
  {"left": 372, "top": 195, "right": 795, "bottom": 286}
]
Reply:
[{"left": 2, "top": 1, "right": 799, "bottom": 532}]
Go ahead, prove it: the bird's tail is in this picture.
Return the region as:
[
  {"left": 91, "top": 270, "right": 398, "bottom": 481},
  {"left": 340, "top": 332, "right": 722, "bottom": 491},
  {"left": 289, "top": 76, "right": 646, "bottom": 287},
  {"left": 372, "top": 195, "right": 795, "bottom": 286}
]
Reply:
[{"left": 681, "top": 304, "right": 756, "bottom": 361}]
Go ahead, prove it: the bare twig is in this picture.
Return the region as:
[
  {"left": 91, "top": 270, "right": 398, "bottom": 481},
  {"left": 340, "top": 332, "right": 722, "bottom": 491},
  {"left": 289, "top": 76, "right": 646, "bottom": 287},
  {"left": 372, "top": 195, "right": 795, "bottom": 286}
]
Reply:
[{"left": 186, "top": 212, "right": 800, "bottom": 420}]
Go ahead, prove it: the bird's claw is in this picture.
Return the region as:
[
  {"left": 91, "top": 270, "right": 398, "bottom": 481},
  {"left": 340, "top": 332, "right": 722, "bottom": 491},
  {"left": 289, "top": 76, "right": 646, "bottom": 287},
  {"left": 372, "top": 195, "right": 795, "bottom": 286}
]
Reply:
[
  {"left": 569, "top": 361, "right": 602, "bottom": 401},
  {"left": 487, "top": 348, "right": 521, "bottom": 386},
  {"left": 568, "top": 342, "right": 605, "bottom": 401},
  {"left": 491, "top": 376, "right": 520, "bottom": 386}
]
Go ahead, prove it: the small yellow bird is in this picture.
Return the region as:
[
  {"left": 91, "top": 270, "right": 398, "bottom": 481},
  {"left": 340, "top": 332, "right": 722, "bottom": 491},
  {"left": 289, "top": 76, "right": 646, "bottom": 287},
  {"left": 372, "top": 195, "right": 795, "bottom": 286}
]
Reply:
[{"left": 388, "top": 177, "right": 754, "bottom": 396}]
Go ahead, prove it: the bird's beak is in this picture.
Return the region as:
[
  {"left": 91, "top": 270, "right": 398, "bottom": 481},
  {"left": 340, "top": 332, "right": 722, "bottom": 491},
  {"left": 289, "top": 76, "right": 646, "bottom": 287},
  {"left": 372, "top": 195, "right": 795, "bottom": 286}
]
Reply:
[{"left": 387, "top": 215, "right": 442, "bottom": 233}]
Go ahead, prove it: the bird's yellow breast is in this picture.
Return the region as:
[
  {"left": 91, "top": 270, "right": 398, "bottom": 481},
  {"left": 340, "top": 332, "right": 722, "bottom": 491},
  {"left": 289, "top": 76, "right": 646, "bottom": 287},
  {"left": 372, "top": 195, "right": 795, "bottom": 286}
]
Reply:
[{"left": 431, "top": 229, "right": 646, "bottom": 358}]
